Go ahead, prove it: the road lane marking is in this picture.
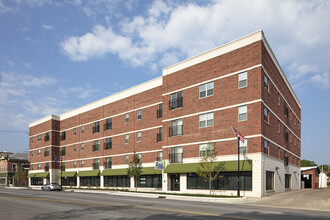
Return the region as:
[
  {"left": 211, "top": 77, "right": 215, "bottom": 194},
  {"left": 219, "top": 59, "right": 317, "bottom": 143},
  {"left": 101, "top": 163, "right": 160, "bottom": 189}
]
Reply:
[{"left": 0, "top": 195, "right": 251, "bottom": 220}]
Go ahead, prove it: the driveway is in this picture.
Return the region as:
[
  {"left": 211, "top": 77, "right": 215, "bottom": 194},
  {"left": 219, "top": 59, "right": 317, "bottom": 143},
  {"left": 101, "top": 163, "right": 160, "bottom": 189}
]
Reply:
[{"left": 244, "top": 189, "right": 330, "bottom": 212}]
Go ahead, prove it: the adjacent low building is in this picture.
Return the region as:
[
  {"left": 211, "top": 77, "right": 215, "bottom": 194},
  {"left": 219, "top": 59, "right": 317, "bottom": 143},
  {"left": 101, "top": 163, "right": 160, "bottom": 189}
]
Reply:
[{"left": 28, "top": 30, "right": 301, "bottom": 197}]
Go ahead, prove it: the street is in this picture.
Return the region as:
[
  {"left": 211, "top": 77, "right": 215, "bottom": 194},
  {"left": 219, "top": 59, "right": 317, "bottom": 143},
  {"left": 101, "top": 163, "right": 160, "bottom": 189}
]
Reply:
[{"left": 0, "top": 188, "right": 329, "bottom": 220}]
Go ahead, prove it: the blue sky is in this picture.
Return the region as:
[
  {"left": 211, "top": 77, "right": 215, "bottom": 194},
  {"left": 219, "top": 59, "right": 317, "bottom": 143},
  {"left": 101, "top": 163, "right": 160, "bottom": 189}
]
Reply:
[{"left": 0, "top": 0, "right": 329, "bottom": 165}]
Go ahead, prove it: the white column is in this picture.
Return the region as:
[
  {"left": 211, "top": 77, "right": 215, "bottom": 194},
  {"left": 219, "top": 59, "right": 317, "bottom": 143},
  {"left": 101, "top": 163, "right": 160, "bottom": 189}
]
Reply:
[
  {"left": 130, "top": 177, "right": 134, "bottom": 190},
  {"left": 28, "top": 177, "right": 31, "bottom": 187},
  {"left": 77, "top": 176, "right": 80, "bottom": 188},
  {"left": 180, "top": 173, "right": 186, "bottom": 192},
  {"left": 162, "top": 173, "right": 168, "bottom": 192},
  {"left": 100, "top": 166, "right": 104, "bottom": 188}
]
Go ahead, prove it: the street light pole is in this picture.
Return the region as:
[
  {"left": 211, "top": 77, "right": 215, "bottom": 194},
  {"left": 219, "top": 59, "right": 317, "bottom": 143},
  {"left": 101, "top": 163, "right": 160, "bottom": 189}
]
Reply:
[{"left": 237, "top": 137, "right": 240, "bottom": 197}]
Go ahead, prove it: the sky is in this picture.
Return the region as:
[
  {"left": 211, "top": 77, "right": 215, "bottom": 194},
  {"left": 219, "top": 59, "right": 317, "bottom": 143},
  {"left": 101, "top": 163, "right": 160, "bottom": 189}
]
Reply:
[{"left": 0, "top": 0, "right": 329, "bottom": 165}]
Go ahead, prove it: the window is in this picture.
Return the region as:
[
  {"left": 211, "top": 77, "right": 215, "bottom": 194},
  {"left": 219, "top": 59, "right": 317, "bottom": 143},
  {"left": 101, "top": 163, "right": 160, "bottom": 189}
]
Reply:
[
  {"left": 104, "top": 176, "right": 130, "bottom": 187},
  {"left": 61, "top": 162, "right": 66, "bottom": 171},
  {"left": 12, "top": 163, "right": 17, "bottom": 172},
  {"left": 105, "top": 118, "right": 112, "bottom": 130},
  {"left": 44, "top": 147, "right": 49, "bottom": 157},
  {"left": 93, "top": 159, "right": 100, "bottom": 169},
  {"left": 125, "top": 113, "right": 129, "bottom": 123},
  {"left": 137, "top": 132, "right": 141, "bottom": 142},
  {"left": 125, "top": 155, "right": 129, "bottom": 164},
  {"left": 93, "top": 140, "right": 100, "bottom": 152},
  {"left": 137, "top": 109, "right": 141, "bottom": 120},
  {"left": 31, "top": 151, "right": 33, "bottom": 157},
  {"left": 285, "top": 174, "right": 291, "bottom": 189},
  {"left": 44, "top": 132, "right": 49, "bottom": 142},
  {"left": 44, "top": 162, "right": 49, "bottom": 171},
  {"left": 284, "top": 103, "right": 289, "bottom": 118},
  {"left": 73, "top": 144, "right": 76, "bottom": 152},
  {"left": 93, "top": 121, "right": 100, "bottom": 133},
  {"left": 284, "top": 155, "right": 289, "bottom": 166},
  {"left": 277, "top": 120, "right": 280, "bottom": 133},
  {"left": 81, "top": 125, "right": 84, "bottom": 134},
  {"left": 238, "top": 105, "right": 247, "bottom": 121},
  {"left": 169, "top": 91, "right": 183, "bottom": 110},
  {"left": 240, "top": 140, "right": 247, "bottom": 154},
  {"left": 73, "top": 161, "right": 76, "bottom": 168},
  {"left": 199, "top": 143, "right": 213, "bottom": 157},
  {"left": 137, "top": 153, "right": 141, "bottom": 162},
  {"left": 80, "top": 176, "right": 100, "bottom": 187},
  {"left": 264, "top": 107, "right": 269, "bottom": 123},
  {"left": 38, "top": 134, "right": 41, "bottom": 141},
  {"left": 81, "top": 143, "right": 84, "bottom": 151},
  {"left": 264, "top": 140, "right": 269, "bottom": 154},
  {"left": 81, "top": 160, "right": 84, "bottom": 168},
  {"left": 157, "top": 103, "right": 163, "bottom": 118},
  {"left": 157, "top": 127, "right": 162, "bottom": 142},
  {"left": 157, "top": 152, "right": 162, "bottom": 161},
  {"left": 238, "top": 72, "right": 247, "bottom": 88},
  {"left": 284, "top": 127, "right": 289, "bottom": 142},
  {"left": 199, "top": 82, "right": 214, "bottom": 98},
  {"left": 199, "top": 112, "right": 214, "bottom": 127},
  {"left": 105, "top": 157, "right": 112, "bottom": 169},
  {"left": 137, "top": 175, "right": 162, "bottom": 188},
  {"left": 61, "top": 131, "right": 66, "bottom": 141},
  {"left": 31, "top": 137, "right": 33, "bottom": 143},
  {"left": 277, "top": 93, "right": 280, "bottom": 106},
  {"left": 38, "top": 163, "right": 41, "bottom": 170},
  {"left": 125, "top": 134, "right": 129, "bottom": 144},
  {"left": 38, "top": 149, "right": 41, "bottom": 156},
  {"left": 73, "top": 128, "right": 76, "bottom": 136},
  {"left": 170, "top": 119, "right": 183, "bottom": 136},
  {"left": 266, "top": 171, "right": 274, "bottom": 191},
  {"left": 61, "top": 147, "right": 66, "bottom": 156},
  {"left": 264, "top": 75, "right": 269, "bottom": 91},
  {"left": 170, "top": 147, "right": 183, "bottom": 163},
  {"left": 104, "top": 137, "right": 112, "bottom": 149}
]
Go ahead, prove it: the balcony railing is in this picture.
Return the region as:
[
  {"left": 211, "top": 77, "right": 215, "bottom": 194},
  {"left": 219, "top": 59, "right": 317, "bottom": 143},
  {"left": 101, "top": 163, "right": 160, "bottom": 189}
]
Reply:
[
  {"left": 169, "top": 125, "right": 183, "bottom": 137},
  {"left": 61, "top": 150, "right": 66, "bottom": 156},
  {"left": 44, "top": 151, "right": 49, "bottom": 157},
  {"left": 92, "top": 125, "right": 100, "bottom": 133},
  {"left": 44, "top": 166, "right": 49, "bottom": 171},
  {"left": 104, "top": 162, "right": 112, "bottom": 169},
  {"left": 92, "top": 144, "right": 99, "bottom": 152},
  {"left": 44, "top": 136, "right": 49, "bottom": 142},
  {"left": 157, "top": 133, "right": 162, "bottom": 142},
  {"left": 169, "top": 153, "right": 183, "bottom": 163},
  {"left": 104, "top": 142, "right": 112, "bottom": 150},
  {"left": 169, "top": 97, "right": 183, "bottom": 110},
  {"left": 92, "top": 163, "right": 99, "bottom": 170},
  {"left": 157, "top": 109, "right": 163, "bottom": 118},
  {"left": 104, "top": 123, "right": 112, "bottom": 130}
]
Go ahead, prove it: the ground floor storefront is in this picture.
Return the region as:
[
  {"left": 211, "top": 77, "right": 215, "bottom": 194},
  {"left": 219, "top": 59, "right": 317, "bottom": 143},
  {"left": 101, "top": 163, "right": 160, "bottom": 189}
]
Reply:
[{"left": 28, "top": 154, "right": 301, "bottom": 197}]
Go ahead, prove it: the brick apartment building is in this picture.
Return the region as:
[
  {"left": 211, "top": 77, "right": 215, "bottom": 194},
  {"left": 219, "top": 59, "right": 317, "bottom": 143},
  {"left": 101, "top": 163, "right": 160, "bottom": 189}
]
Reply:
[{"left": 28, "top": 30, "right": 301, "bottom": 197}]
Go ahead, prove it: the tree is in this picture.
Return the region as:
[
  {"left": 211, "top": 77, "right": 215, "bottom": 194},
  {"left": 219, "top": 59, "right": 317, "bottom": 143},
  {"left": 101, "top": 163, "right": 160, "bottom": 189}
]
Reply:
[
  {"left": 127, "top": 152, "right": 143, "bottom": 191},
  {"left": 319, "top": 165, "right": 330, "bottom": 177},
  {"left": 300, "top": 159, "right": 317, "bottom": 167},
  {"left": 196, "top": 143, "right": 224, "bottom": 196},
  {"left": 13, "top": 164, "right": 28, "bottom": 186}
]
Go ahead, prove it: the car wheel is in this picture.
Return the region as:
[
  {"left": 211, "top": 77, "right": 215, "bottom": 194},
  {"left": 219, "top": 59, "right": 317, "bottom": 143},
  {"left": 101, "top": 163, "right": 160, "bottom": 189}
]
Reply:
[{"left": 42, "top": 188, "right": 44, "bottom": 191}]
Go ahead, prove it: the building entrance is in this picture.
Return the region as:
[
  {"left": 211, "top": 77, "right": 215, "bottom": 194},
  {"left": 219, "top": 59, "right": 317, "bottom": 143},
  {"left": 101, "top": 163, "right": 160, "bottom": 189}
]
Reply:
[{"left": 170, "top": 174, "right": 180, "bottom": 191}]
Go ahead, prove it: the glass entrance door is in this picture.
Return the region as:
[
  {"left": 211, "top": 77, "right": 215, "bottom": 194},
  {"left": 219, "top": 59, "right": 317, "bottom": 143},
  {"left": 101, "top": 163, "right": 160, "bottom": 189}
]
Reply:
[{"left": 170, "top": 174, "right": 180, "bottom": 191}]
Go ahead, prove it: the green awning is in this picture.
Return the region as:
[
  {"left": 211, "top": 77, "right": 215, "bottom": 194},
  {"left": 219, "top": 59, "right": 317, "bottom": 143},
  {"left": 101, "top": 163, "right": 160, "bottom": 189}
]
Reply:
[
  {"left": 141, "top": 167, "right": 162, "bottom": 175},
  {"left": 101, "top": 168, "right": 127, "bottom": 176},
  {"left": 58, "top": 171, "right": 77, "bottom": 177},
  {"left": 164, "top": 160, "right": 252, "bottom": 173},
  {"left": 78, "top": 170, "right": 100, "bottom": 177},
  {"left": 28, "top": 173, "right": 36, "bottom": 178},
  {"left": 33, "top": 172, "right": 49, "bottom": 178}
]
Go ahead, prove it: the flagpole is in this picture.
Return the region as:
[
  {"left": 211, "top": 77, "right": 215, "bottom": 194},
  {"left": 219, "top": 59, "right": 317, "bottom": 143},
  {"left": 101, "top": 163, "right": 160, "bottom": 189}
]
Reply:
[{"left": 237, "top": 136, "right": 240, "bottom": 197}]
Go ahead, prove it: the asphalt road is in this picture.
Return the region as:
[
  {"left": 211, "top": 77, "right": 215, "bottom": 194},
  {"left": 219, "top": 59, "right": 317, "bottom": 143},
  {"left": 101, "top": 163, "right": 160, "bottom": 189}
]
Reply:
[{"left": 0, "top": 188, "right": 329, "bottom": 220}]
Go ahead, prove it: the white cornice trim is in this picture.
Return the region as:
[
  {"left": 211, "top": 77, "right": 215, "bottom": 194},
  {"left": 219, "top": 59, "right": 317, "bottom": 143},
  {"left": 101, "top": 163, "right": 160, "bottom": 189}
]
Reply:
[
  {"left": 162, "top": 30, "right": 263, "bottom": 76},
  {"left": 29, "top": 115, "right": 59, "bottom": 128}
]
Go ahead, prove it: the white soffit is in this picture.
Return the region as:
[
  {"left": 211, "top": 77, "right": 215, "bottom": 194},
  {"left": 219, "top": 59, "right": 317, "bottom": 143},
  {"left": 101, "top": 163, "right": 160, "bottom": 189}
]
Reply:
[{"left": 29, "top": 115, "right": 59, "bottom": 128}]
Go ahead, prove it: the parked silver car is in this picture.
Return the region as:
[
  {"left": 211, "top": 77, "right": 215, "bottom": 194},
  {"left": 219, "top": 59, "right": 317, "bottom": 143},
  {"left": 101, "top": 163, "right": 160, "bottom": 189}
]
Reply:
[{"left": 41, "top": 183, "right": 62, "bottom": 191}]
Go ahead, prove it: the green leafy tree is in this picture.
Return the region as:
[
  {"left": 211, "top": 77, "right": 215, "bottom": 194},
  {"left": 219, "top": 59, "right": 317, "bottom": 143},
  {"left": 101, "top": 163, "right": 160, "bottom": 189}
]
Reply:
[
  {"left": 13, "top": 165, "right": 28, "bottom": 186},
  {"left": 127, "top": 152, "right": 143, "bottom": 191},
  {"left": 319, "top": 165, "right": 330, "bottom": 177},
  {"left": 301, "top": 159, "right": 317, "bottom": 167},
  {"left": 197, "top": 143, "right": 224, "bottom": 196}
]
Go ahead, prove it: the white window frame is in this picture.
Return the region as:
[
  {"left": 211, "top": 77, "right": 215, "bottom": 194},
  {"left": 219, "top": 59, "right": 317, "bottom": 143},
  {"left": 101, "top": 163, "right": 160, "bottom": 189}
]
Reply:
[
  {"left": 264, "top": 140, "right": 269, "bottom": 154},
  {"left": 199, "top": 143, "right": 214, "bottom": 157},
  {"left": 238, "top": 72, "right": 247, "bottom": 88},
  {"left": 238, "top": 105, "right": 247, "bottom": 121},
  {"left": 264, "top": 107, "right": 269, "bottom": 123},
  {"left": 81, "top": 143, "right": 84, "bottom": 151},
  {"left": 264, "top": 75, "right": 269, "bottom": 91},
  {"left": 199, "top": 82, "right": 214, "bottom": 98},
  {"left": 199, "top": 112, "right": 214, "bottom": 128},
  {"left": 125, "top": 113, "right": 129, "bottom": 123},
  {"left": 137, "top": 109, "right": 141, "bottom": 120},
  {"left": 125, "top": 155, "right": 129, "bottom": 164},
  {"left": 137, "top": 131, "right": 141, "bottom": 142},
  {"left": 125, "top": 134, "right": 129, "bottom": 144}
]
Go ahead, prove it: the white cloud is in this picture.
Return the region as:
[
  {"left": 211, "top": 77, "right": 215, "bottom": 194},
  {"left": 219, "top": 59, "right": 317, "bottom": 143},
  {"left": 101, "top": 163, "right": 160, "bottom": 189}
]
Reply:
[
  {"left": 61, "top": 0, "right": 330, "bottom": 90},
  {"left": 42, "top": 24, "right": 54, "bottom": 30}
]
